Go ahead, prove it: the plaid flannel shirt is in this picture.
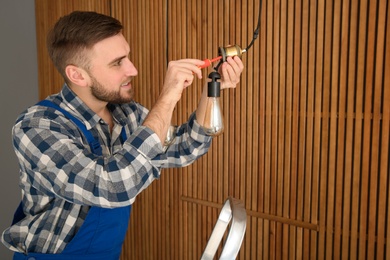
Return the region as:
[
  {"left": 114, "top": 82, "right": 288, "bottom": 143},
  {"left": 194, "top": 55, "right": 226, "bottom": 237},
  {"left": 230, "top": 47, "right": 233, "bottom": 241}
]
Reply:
[{"left": 1, "top": 84, "right": 211, "bottom": 254}]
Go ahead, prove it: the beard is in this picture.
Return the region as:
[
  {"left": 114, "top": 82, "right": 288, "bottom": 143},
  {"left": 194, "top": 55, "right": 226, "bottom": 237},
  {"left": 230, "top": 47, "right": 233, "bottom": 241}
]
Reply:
[{"left": 89, "top": 74, "right": 134, "bottom": 104}]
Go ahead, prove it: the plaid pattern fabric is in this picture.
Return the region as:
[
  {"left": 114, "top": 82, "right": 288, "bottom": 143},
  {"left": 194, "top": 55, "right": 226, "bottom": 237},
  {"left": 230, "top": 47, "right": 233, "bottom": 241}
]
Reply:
[{"left": 2, "top": 84, "right": 211, "bottom": 254}]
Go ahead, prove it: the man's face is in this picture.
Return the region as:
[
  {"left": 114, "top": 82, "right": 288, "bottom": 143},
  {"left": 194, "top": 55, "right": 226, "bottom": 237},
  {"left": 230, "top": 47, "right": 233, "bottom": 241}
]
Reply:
[{"left": 87, "top": 33, "right": 138, "bottom": 104}]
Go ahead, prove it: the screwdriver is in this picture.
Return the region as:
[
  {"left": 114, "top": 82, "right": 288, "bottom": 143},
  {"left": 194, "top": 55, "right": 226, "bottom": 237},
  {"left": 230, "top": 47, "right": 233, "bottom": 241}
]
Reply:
[{"left": 198, "top": 56, "right": 222, "bottom": 69}]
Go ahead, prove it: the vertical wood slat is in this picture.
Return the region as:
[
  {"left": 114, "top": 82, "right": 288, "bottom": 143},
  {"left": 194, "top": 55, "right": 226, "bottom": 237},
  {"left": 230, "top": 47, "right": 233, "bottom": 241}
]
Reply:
[
  {"left": 301, "top": 0, "right": 311, "bottom": 258},
  {"left": 279, "top": 0, "right": 289, "bottom": 258},
  {"left": 385, "top": 3, "right": 390, "bottom": 259},
  {"left": 327, "top": 0, "right": 340, "bottom": 258},
  {"left": 295, "top": 0, "right": 304, "bottom": 258},
  {"left": 258, "top": 0, "right": 267, "bottom": 258},
  {"left": 341, "top": 0, "right": 354, "bottom": 259},
  {"left": 360, "top": 0, "right": 377, "bottom": 258},
  {"left": 284, "top": 0, "right": 294, "bottom": 258},
  {"left": 274, "top": 0, "right": 283, "bottom": 258},
  {"left": 380, "top": 4, "right": 390, "bottom": 260},
  {"left": 320, "top": 0, "right": 332, "bottom": 258},
  {"left": 350, "top": 0, "right": 367, "bottom": 258},
  {"left": 308, "top": 0, "right": 319, "bottom": 258},
  {"left": 35, "top": 0, "right": 390, "bottom": 259},
  {"left": 264, "top": 0, "right": 272, "bottom": 258},
  {"left": 368, "top": 1, "right": 388, "bottom": 259}
]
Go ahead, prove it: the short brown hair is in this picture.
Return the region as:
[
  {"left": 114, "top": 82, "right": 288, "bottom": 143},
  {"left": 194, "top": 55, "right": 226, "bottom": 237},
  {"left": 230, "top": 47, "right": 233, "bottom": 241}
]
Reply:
[{"left": 47, "top": 11, "right": 123, "bottom": 83}]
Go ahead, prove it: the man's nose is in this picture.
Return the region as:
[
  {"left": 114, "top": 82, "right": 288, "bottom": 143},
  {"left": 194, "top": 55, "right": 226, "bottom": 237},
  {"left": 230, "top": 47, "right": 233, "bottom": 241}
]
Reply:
[{"left": 125, "top": 59, "right": 138, "bottom": 76}]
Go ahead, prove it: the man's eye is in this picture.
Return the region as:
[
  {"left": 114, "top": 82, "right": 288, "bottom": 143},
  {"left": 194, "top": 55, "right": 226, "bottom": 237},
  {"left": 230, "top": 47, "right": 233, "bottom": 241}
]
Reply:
[{"left": 115, "top": 60, "right": 122, "bottom": 66}]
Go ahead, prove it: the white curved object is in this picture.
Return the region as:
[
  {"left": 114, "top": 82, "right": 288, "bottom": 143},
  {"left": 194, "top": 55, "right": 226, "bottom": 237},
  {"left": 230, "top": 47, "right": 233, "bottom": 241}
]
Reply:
[{"left": 201, "top": 197, "right": 247, "bottom": 260}]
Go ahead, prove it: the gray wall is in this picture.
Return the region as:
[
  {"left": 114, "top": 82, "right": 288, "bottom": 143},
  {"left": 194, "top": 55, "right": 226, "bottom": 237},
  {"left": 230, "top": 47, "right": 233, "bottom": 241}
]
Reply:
[{"left": 0, "top": 0, "right": 38, "bottom": 258}]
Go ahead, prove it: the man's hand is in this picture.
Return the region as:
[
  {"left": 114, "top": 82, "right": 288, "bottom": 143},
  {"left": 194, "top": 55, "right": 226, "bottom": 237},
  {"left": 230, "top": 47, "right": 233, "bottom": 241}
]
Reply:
[
  {"left": 160, "top": 59, "right": 204, "bottom": 104},
  {"left": 219, "top": 56, "right": 244, "bottom": 89}
]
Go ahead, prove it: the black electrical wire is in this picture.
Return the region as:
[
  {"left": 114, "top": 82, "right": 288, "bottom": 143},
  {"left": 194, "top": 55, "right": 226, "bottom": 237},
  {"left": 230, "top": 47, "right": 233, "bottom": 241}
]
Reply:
[
  {"left": 214, "top": 0, "right": 262, "bottom": 71},
  {"left": 244, "top": 0, "right": 262, "bottom": 52}
]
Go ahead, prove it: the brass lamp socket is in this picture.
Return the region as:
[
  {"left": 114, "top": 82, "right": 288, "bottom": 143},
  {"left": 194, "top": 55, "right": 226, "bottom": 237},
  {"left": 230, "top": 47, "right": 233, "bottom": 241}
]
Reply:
[{"left": 218, "top": 44, "right": 244, "bottom": 62}]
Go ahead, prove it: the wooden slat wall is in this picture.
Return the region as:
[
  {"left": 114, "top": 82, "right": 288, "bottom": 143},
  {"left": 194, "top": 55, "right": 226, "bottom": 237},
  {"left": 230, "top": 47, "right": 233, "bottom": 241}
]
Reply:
[{"left": 35, "top": 0, "right": 390, "bottom": 259}]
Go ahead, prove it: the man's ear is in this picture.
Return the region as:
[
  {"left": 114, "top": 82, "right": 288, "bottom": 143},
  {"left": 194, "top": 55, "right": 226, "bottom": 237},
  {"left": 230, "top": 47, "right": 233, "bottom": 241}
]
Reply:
[{"left": 65, "top": 65, "right": 90, "bottom": 87}]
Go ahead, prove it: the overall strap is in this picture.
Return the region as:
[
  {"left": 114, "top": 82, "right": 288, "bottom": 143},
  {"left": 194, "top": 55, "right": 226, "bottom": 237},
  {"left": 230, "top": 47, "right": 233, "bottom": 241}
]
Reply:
[{"left": 37, "top": 100, "right": 103, "bottom": 156}]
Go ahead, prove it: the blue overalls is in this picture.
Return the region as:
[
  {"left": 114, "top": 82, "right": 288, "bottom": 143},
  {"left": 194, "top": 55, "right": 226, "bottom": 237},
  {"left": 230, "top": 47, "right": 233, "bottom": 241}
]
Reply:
[{"left": 13, "top": 100, "right": 132, "bottom": 260}]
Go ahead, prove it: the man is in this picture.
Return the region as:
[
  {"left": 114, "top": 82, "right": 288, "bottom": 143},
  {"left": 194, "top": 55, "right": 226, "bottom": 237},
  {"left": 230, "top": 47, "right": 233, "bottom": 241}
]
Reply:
[{"left": 2, "top": 11, "right": 244, "bottom": 259}]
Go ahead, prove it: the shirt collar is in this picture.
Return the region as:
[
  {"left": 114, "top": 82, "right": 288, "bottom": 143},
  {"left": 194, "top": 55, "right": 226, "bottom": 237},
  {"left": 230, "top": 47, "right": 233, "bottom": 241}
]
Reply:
[{"left": 57, "top": 84, "right": 103, "bottom": 130}]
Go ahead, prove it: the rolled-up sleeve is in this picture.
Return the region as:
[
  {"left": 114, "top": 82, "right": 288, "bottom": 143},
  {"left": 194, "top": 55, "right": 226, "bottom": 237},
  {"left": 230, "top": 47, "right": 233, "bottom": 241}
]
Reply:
[{"left": 160, "top": 112, "right": 212, "bottom": 168}]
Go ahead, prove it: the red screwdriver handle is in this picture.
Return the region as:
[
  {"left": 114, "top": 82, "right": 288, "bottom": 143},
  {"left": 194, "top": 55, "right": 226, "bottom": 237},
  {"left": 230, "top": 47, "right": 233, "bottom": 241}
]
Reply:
[{"left": 198, "top": 56, "right": 222, "bottom": 69}]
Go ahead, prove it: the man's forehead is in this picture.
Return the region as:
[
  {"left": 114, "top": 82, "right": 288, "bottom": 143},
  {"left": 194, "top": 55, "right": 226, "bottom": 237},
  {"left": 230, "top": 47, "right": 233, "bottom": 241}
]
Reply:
[{"left": 90, "top": 34, "right": 130, "bottom": 60}]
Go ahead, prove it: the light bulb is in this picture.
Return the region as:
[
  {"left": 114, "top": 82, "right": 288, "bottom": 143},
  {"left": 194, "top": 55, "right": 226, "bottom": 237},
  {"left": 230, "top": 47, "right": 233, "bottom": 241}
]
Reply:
[
  {"left": 203, "top": 96, "right": 224, "bottom": 136},
  {"left": 201, "top": 71, "right": 224, "bottom": 136},
  {"left": 163, "top": 125, "right": 177, "bottom": 146}
]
